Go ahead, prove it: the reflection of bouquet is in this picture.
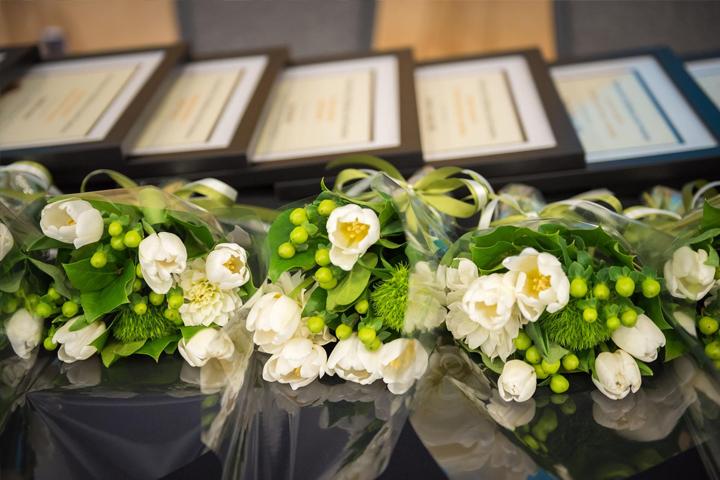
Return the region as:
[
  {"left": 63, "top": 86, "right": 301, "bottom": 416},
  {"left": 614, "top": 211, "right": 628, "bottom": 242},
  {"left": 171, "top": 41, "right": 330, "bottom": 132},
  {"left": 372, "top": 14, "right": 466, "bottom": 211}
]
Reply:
[
  {"left": 441, "top": 218, "right": 671, "bottom": 401},
  {"left": 2, "top": 181, "right": 258, "bottom": 369}
]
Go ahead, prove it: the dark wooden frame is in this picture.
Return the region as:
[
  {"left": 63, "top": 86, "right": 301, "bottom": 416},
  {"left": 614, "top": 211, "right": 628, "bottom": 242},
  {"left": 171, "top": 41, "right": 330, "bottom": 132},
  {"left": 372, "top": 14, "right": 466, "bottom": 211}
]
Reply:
[{"left": 0, "top": 44, "right": 40, "bottom": 92}]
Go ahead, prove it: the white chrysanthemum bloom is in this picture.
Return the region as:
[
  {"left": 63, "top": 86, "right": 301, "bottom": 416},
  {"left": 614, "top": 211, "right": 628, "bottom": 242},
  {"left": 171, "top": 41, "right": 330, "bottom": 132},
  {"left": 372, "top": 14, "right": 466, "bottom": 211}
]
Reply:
[
  {"left": 461, "top": 273, "right": 517, "bottom": 330},
  {"left": 0, "top": 221, "right": 13, "bottom": 262},
  {"left": 179, "top": 258, "right": 242, "bottom": 327},
  {"left": 502, "top": 248, "right": 570, "bottom": 321},
  {"left": 664, "top": 246, "right": 716, "bottom": 301},
  {"left": 326, "top": 204, "right": 380, "bottom": 271},
  {"left": 404, "top": 261, "right": 448, "bottom": 333},
  {"left": 40, "top": 199, "right": 103, "bottom": 248}
]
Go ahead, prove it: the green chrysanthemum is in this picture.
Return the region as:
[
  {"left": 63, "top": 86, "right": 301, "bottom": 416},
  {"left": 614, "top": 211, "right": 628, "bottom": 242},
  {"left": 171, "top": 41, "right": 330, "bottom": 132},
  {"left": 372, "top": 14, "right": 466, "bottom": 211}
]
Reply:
[
  {"left": 112, "top": 306, "right": 175, "bottom": 343},
  {"left": 371, "top": 263, "right": 409, "bottom": 332},
  {"left": 542, "top": 303, "right": 610, "bottom": 351}
]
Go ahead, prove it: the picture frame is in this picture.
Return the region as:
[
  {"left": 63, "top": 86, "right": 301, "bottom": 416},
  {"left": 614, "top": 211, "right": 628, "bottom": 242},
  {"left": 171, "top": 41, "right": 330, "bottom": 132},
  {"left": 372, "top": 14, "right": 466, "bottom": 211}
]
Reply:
[
  {"left": 683, "top": 50, "right": 720, "bottom": 112},
  {"left": 0, "top": 44, "right": 39, "bottom": 92}
]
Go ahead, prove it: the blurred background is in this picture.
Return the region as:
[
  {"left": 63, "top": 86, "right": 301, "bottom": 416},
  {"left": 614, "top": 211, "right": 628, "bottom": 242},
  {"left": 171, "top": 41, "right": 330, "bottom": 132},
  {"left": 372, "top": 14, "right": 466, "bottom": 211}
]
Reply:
[{"left": 1, "top": 0, "right": 719, "bottom": 61}]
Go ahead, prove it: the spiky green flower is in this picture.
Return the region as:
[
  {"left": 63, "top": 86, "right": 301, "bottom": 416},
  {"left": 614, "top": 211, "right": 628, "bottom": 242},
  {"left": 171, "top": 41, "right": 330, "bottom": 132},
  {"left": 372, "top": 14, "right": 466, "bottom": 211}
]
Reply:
[
  {"left": 542, "top": 303, "right": 610, "bottom": 351},
  {"left": 112, "top": 306, "right": 176, "bottom": 343},
  {"left": 371, "top": 263, "right": 409, "bottom": 332}
]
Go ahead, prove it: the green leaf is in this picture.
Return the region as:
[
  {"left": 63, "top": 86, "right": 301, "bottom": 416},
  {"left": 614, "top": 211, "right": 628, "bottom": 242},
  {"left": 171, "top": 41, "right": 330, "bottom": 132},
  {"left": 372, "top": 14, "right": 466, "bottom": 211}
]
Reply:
[
  {"left": 136, "top": 335, "right": 180, "bottom": 362},
  {"left": 635, "top": 359, "right": 654, "bottom": 377},
  {"left": 0, "top": 262, "right": 25, "bottom": 293},
  {"left": 327, "top": 253, "right": 378, "bottom": 310},
  {"left": 268, "top": 209, "right": 318, "bottom": 282},
  {"left": 27, "top": 236, "right": 68, "bottom": 252},
  {"left": 702, "top": 201, "right": 720, "bottom": 230},
  {"left": 525, "top": 322, "right": 550, "bottom": 358},
  {"left": 180, "top": 325, "right": 206, "bottom": 342},
  {"left": 480, "top": 352, "right": 504, "bottom": 374},
  {"left": 302, "top": 287, "right": 328, "bottom": 316},
  {"left": 545, "top": 343, "right": 570, "bottom": 364},
  {"left": 29, "top": 258, "right": 74, "bottom": 298},
  {"left": 377, "top": 238, "right": 404, "bottom": 249},
  {"left": 663, "top": 331, "right": 687, "bottom": 362},
  {"left": 169, "top": 212, "right": 215, "bottom": 250},
  {"left": 687, "top": 227, "right": 720, "bottom": 246},
  {"left": 80, "top": 260, "right": 136, "bottom": 322},
  {"left": 101, "top": 340, "right": 146, "bottom": 367},
  {"left": 63, "top": 258, "right": 118, "bottom": 292},
  {"left": 89, "top": 328, "right": 110, "bottom": 351}
]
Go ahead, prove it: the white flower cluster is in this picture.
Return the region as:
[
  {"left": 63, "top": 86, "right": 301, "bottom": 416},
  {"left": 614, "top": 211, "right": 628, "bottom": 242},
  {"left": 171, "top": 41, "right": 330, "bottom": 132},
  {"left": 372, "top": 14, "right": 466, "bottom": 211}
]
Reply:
[
  {"left": 246, "top": 272, "right": 428, "bottom": 394},
  {"left": 445, "top": 248, "right": 570, "bottom": 362}
]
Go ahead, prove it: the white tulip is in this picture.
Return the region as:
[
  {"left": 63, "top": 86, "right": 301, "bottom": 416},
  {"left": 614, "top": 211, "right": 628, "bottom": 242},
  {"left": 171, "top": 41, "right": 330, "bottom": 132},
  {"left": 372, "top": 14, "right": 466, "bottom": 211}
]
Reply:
[
  {"left": 246, "top": 292, "right": 302, "bottom": 353},
  {"left": 461, "top": 273, "right": 517, "bottom": 330},
  {"left": 5, "top": 308, "right": 43, "bottom": 359},
  {"left": 0, "top": 221, "right": 13, "bottom": 262},
  {"left": 205, "top": 242, "right": 250, "bottom": 290},
  {"left": 53, "top": 319, "right": 107, "bottom": 363},
  {"left": 664, "top": 246, "right": 716, "bottom": 301},
  {"left": 262, "top": 337, "right": 327, "bottom": 390},
  {"left": 487, "top": 391, "right": 536, "bottom": 431},
  {"left": 497, "top": 360, "right": 537, "bottom": 402},
  {"left": 445, "top": 258, "right": 479, "bottom": 295},
  {"left": 611, "top": 314, "right": 666, "bottom": 362},
  {"left": 327, "top": 334, "right": 382, "bottom": 385},
  {"left": 40, "top": 199, "right": 104, "bottom": 248},
  {"left": 378, "top": 338, "right": 429, "bottom": 394},
  {"left": 138, "top": 232, "right": 187, "bottom": 294},
  {"left": 178, "top": 327, "right": 235, "bottom": 367},
  {"left": 326, "top": 204, "right": 380, "bottom": 271},
  {"left": 592, "top": 349, "right": 641, "bottom": 400},
  {"left": 672, "top": 309, "right": 697, "bottom": 338},
  {"left": 502, "top": 248, "right": 569, "bottom": 321}
]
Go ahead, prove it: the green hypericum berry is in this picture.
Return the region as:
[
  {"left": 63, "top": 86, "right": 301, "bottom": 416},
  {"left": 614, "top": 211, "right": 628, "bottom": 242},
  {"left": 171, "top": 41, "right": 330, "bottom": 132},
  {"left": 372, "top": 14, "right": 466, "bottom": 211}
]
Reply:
[
  {"left": 90, "top": 251, "right": 107, "bottom": 269},
  {"left": 606, "top": 316, "right": 621, "bottom": 331},
  {"left": 47, "top": 287, "right": 62, "bottom": 301},
  {"left": 289, "top": 208, "right": 307, "bottom": 226},
  {"left": 641, "top": 278, "right": 661, "bottom": 299},
  {"left": 315, "top": 248, "right": 331, "bottom": 266},
  {"left": 699, "top": 316, "right": 720, "bottom": 336},
  {"left": 358, "top": 326, "right": 376, "bottom": 344},
  {"left": 541, "top": 359, "right": 561, "bottom": 375},
  {"left": 705, "top": 341, "right": 720, "bottom": 360},
  {"left": 367, "top": 337, "right": 382, "bottom": 351},
  {"left": 525, "top": 346, "right": 541, "bottom": 364},
  {"left": 354, "top": 299, "right": 369, "bottom": 314},
  {"left": 319, "top": 278, "right": 338, "bottom": 290},
  {"left": 550, "top": 374, "right": 570, "bottom": 394},
  {"left": 62, "top": 301, "right": 79, "bottom": 318},
  {"left": 582, "top": 307, "right": 598, "bottom": 323},
  {"left": 164, "top": 308, "right": 182, "bottom": 324},
  {"left": 514, "top": 331, "right": 532, "bottom": 350},
  {"left": 110, "top": 236, "right": 126, "bottom": 251},
  {"left": 132, "top": 278, "right": 143, "bottom": 293},
  {"left": 149, "top": 292, "right": 165, "bottom": 306},
  {"left": 2, "top": 297, "right": 18, "bottom": 314},
  {"left": 133, "top": 302, "right": 148, "bottom": 315},
  {"left": 318, "top": 199, "right": 337, "bottom": 216},
  {"left": 562, "top": 353, "right": 580, "bottom": 371},
  {"left": 289, "top": 226, "right": 309, "bottom": 245},
  {"left": 108, "top": 221, "right": 123, "bottom": 237},
  {"left": 167, "top": 293, "right": 184, "bottom": 309},
  {"left": 26, "top": 294, "right": 40, "bottom": 308},
  {"left": 136, "top": 264, "right": 144, "bottom": 278},
  {"left": 35, "top": 302, "right": 52, "bottom": 318},
  {"left": 534, "top": 364, "right": 549, "bottom": 379},
  {"left": 314, "top": 267, "right": 334, "bottom": 284},
  {"left": 593, "top": 283, "right": 610, "bottom": 300},
  {"left": 621, "top": 309, "right": 638, "bottom": 327},
  {"left": 43, "top": 337, "right": 57, "bottom": 351},
  {"left": 277, "top": 242, "right": 296, "bottom": 259},
  {"left": 336, "top": 324, "right": 352, "bottom": 340},
  {"left": 123, "top": 230, "right": 142, "bottom": 248},
  {"left": 615, "top": 276, "right": 635, "bottom": 298},
  {"left": 570, "top": 278, "right": 588, "bottom": 298},
  {"left": 307, "top": 316, "right": 324, "bottom": 333}
]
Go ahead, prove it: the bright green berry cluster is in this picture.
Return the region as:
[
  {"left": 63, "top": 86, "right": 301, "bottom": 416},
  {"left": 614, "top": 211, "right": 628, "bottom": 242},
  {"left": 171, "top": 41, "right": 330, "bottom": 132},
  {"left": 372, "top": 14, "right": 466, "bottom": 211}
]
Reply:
[{"left": 515, "top": 328, "right": 579, "bottom": 392}]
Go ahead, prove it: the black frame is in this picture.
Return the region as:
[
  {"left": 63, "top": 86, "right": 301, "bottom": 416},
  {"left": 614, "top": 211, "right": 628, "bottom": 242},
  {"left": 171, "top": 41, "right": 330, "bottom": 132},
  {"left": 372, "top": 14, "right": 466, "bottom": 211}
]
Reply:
[
  {"left": 416, "top": 49, "right": 584, "bottom": 177},
  {"left": 0, "top": 44, "right": 186, "bottom": 180},
  {"left": 682, "top": 49, "right": 720, "bottom": 111},
  {"left": 0, "top": 44, "right": 39, "bottom": 92},
  {"left": 123, "top": 47, "right": 288, "bottom": 179}
]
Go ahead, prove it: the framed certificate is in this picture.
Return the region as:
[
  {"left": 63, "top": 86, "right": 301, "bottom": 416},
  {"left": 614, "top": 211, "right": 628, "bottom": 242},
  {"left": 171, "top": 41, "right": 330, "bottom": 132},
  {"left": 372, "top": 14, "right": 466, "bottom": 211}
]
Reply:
[
  {"left": 123, "top": 48, "right": 287, "bottom": 177},
  {"left": 685, "top": 53, "right": 720, "bottom": 111},
  {"left": 242, "top": 50, "right": 420, "bottom": 184},
  {"left": 0, "top": 45, "right": 185, "bottom": 175},
  {"left": 414, "top": 50, "right": 583, "bottom": 176},
  {"left": 0, "top": 45, "right": 39, "bottom": 92},
  {"left": 552, "top": 48, "right": 720, "bottom": 167}
]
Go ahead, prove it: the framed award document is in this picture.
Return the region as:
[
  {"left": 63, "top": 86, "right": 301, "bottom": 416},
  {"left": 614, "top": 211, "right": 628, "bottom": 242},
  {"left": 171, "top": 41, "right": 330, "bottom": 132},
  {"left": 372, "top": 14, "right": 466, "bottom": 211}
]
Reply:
[
  {"left": 0, "top": 45, "right": 184, "bottom": 176},
  {"left": 243, "top": 50, "right": 420, "bottom": 185},
  {"left": 414, "top": 50, "right": 583, "bottom": 176},
  {"left": 124, "top": 48, "right": 287, "bottom": 178},
  {"left": 552, "top": 48, "right": 720, "bottom": 167},
  {"left": 686, "top": 55, "right": 720, "bottom": 110}
]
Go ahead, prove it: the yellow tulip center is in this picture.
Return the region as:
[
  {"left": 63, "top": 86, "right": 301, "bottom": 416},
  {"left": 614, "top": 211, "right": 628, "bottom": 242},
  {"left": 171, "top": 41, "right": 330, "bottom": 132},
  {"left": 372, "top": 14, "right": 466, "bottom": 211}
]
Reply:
[
  {"left": 338, "top": 219, "right": 369, "bottom": 246},
  {"left": 223, "top": 255, "right": 244, "bottom": 274},
  {"left": 526, "top": 269, "right": 551, "bottom": 296},
  {"left": 389, "top": 342, "right": 415, "bottom": 370},
  {"left": 67, "top": 218, "right": 75, "bottom": 226}
]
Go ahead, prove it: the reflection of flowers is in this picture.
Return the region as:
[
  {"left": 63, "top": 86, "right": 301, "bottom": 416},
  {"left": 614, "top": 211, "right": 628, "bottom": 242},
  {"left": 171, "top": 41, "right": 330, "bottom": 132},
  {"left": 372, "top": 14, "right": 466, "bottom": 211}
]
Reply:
[
  {"left": 487, "top": 391, "right": 536, "bottom": 431},
  {"left": 61, "top": 357, "right": 102, "bottom": 388}
]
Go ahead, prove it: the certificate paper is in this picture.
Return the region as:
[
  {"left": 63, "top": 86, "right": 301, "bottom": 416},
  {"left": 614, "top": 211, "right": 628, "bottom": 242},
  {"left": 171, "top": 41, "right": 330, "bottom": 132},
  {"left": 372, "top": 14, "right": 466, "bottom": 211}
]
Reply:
[
  {"left": 552, "top": 56, "right": 716, "bottom": 163},
  {"left": 415, "top": 55, "right": 556, "bottom": 163},
  {"left": 249, "top": 55, "right": 400, "bottom": 163},
  {"left": 127, "top": 56, "right": 269, "bottom": 155},
  {"left": 686, "top": 58, "right": 720, "bottom": 110}
]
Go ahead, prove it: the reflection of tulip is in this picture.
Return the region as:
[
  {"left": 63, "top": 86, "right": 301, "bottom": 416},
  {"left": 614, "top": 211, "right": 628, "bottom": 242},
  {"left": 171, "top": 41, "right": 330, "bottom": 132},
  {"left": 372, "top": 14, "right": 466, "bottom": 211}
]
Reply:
[
  {"left": 498, "top": 360, "right": 536, "bottom": 402},
  {"left": 487, "top": 391, "right": 536, "bottom": 431},
  {"left": 592, "top": 350, "right": 641, "bottom": 400}
]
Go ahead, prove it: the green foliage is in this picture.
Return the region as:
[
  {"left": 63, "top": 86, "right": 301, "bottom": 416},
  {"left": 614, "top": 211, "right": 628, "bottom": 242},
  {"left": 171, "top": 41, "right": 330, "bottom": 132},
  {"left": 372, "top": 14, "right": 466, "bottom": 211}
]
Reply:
[
  {"left": 79, "top": 260, "right": 136, "bottom": 322},
  {"left": 267, "top": 207, "right": 323, "bottom": 282},
  {"left": 370, "top": 263, "right": 409, "bottom": 332},
  {"left": 542, "top": 303, "right": 611, "bottom": 351},
  {"left": 112, "top": 306, "right": 176, "bottom": 343},
  {"left": 327, "top": 253, "right": 378, "bottom": 311}
]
